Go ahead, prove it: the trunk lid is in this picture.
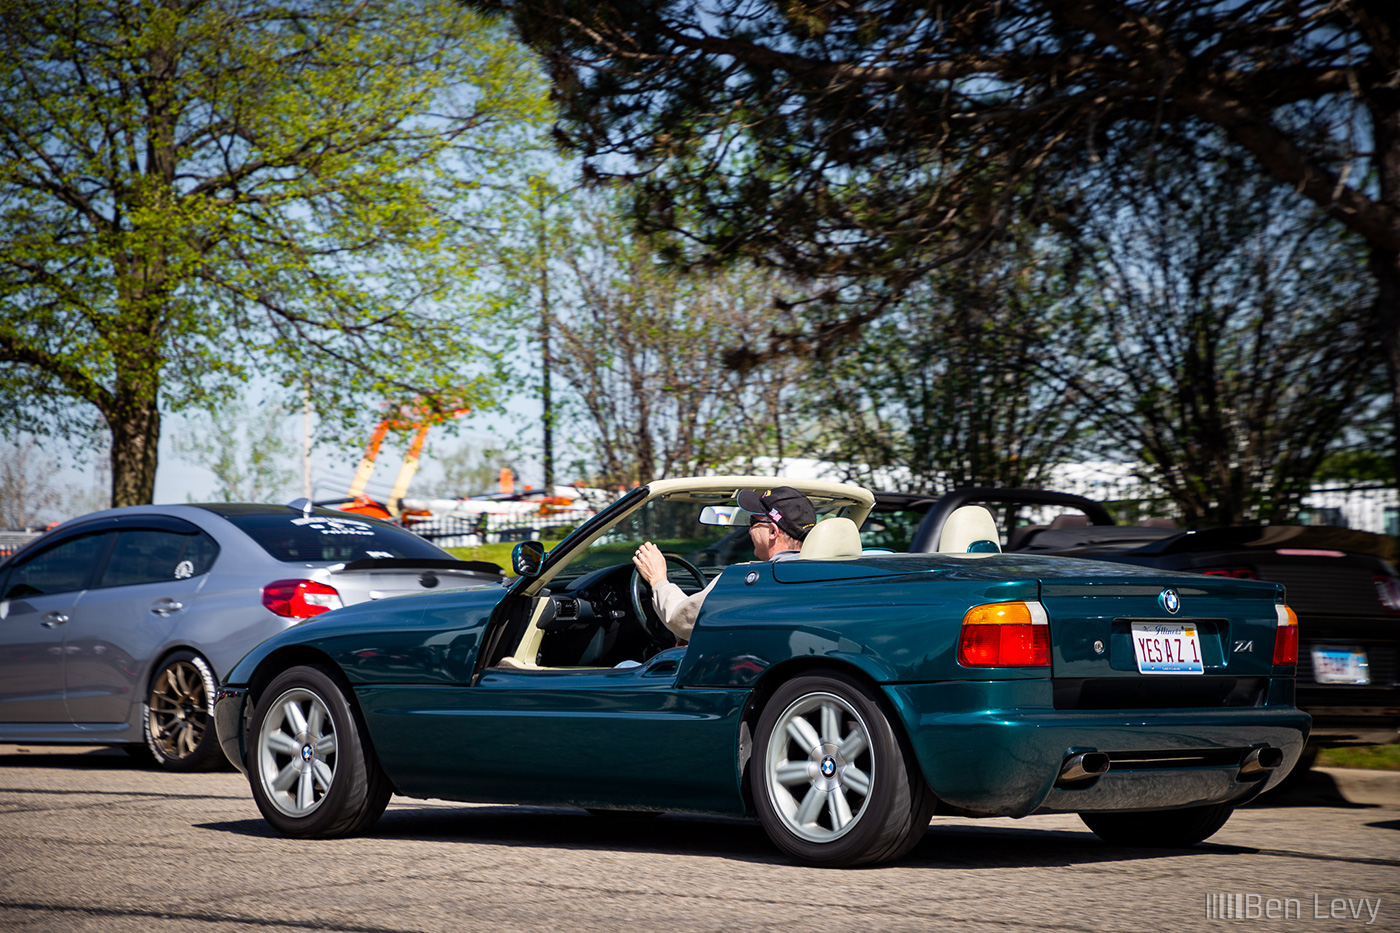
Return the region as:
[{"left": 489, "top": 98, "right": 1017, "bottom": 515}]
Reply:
[{"left": 1041, "top": 575, "right": 1286, "bottom": 710}]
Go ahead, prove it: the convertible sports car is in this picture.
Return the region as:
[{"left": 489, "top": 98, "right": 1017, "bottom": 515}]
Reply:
[{"left": 215, "top": 477, "right": 1309, "bottom": 866}]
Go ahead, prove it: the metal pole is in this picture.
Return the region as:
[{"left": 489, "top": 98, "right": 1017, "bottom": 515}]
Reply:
[{"left": 539, "top": 190, "right": 555, "bottom": 491}]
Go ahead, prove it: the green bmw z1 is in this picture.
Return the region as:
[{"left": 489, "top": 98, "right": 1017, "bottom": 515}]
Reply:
[{"left": 214, "top": 476, "right": 1310, "bottom": 867}]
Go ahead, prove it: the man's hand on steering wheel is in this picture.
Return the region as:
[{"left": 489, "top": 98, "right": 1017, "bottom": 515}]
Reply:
[
  {"left": 632, "top": 542, "right": 670, "bottom": 588},
  {"left": 629, "top": 543, "right": 707, "bottom": 648}
]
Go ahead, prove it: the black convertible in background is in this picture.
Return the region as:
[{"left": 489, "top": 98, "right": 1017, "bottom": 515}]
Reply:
[{"left": 869, "top": 487, "right": 1399, "bottom": 770}]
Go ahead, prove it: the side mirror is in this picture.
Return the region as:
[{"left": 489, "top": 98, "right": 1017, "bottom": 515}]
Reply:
[{"left": 511, "top": 540, "right": 545, "bottom": 578}]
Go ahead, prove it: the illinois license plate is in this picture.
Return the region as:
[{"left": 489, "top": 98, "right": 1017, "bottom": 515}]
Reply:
[
  {"left": 1311, "top": 647, "right": 1370, "bottom": 685},
  {"left": 1131, "top": 622, "right": 1204, "bottom": 674}
]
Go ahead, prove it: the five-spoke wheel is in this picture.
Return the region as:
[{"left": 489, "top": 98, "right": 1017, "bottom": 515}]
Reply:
[
  {"left": 752, "top": 672, "right": 933, "bottom": 866},
  {"left": 247, "top": 665, "right": 392, "bottom": 837}
]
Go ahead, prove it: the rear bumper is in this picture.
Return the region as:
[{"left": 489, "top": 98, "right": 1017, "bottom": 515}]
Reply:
[
  {"left": 213, "top": 686, "right": 249, "bottom": 775},
  {"left": 885, "top": 680, "right": 1311, "bottom": 817}
]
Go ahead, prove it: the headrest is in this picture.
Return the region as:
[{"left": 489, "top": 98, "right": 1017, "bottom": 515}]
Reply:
[
  {"left": 799, "top": 517, "right": 864, "bottom": 560},
  {"left": 937, "top": 505, "right": 1002, "bottom": 555}
]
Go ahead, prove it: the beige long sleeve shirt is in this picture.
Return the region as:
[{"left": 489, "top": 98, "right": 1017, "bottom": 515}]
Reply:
[
  {"left": 650, "top": 551, "right": 801, "bottom": 641},
  {"left": 650, "top": 576, "right": 719, "bottom": 642}
]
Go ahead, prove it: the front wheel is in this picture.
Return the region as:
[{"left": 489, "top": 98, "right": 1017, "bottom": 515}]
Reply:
[
  {"left": 751, "top": 671, "right": 933, "bottom": 866},
  {"left": 1080, "top": 802, "right": 1234, "bottom": 847},
  {"left": 246, "top": 665, "right": 392, "bottom": 838}
]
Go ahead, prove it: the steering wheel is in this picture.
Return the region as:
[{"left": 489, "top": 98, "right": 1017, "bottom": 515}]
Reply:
[{"left": 630, "top": 552, "right": 708, "bottom": 648}]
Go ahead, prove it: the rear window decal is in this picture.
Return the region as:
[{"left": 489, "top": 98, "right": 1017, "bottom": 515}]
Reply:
[{"left": 291, "top": 517, "right": 375, "bottom": 537}]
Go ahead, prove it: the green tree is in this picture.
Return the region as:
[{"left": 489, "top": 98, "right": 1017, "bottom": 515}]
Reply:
[
  {"left": 544, "top": 192, "right": 811, "bottom": 489},
  {"left": 0, "top": 0, "right": 551, "bottom": 505},
  {"left": 1058, "top": 148, "right": 1380, "bottom": 525},
  {"left": 808, "top": 247, "right": 1085, "bottom": 493},
  {"left": 170, "top": 400, "right": 298, "bottom": 502},
  {"left": 0, "top": 435, "right": 68, "bottom": 527},
  {"left": 472, "top": 0, "right": 1400, "bottom": 490},
  {"left": 420, "top": 442, "right": 512, "bottom": 497}
]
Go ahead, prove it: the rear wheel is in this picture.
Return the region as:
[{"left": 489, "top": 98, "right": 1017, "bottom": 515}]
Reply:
[
  {"left": 144, "top": 651, "right": 225, "bottom": 772},
  {"left": 751, "top": 671, "right": 933, "bottom": 866},
  {"left": 246, "top": 665, "right": 392, "bottom": 838},
  {"left": 1080, "top": 802, "right": 1234, "bottom": 847}
]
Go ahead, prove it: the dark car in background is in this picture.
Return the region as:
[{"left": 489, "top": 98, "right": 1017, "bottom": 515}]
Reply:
[
  {"left": 0, "top": 501, "right": 502, "bottom": 771},
  {"left": 882, "top": 487, "right": 1400, "bottom": 767}
]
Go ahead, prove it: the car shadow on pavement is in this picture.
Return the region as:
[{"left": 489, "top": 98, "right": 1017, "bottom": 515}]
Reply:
[
  {"left": 1242, "top": 770, "right": 1380, "bottom": 810},
  {"left": 197, "top": 803, "right": 1217, "bottom": 869},
  {"left": 0, "top": 747, "right": 155, "bottom": 770}
]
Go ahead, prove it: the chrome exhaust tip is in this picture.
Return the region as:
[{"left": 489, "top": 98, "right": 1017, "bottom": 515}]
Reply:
[
  {"left": 1238, "top": 746, "right": 1285, "bottom": 780},
  {"left": 1057, "top": 751, "right": 1111, "bottom": 786}
]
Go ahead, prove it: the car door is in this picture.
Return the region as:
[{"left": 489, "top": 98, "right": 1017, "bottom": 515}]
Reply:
[
  {"left": 0, "top": 531, "right": 111, "bottom": 726},
  {"left": 412, "top": 651, "right": 748, "bottom": 814},
  {"left": 65, "top": 522, "right": 218, "bottom": 726}
]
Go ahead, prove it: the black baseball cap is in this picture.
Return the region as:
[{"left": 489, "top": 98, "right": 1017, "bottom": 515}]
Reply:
[{"left": 737, "top": 486, "right": 817, "bottom": 541}]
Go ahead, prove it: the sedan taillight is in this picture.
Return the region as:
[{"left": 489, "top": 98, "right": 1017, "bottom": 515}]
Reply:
[
  {"left": 262, "top": 579, "right": 343, "bottom": 619},
  {"left": 1374, "top": 575, "right": 1400, "bottom": 615},
  {"left": 958, "top": 602, "right": 1051, "bottom": 668},
  {"left": 1273, "top": 604, "right": 1299, "bottom": 666}
]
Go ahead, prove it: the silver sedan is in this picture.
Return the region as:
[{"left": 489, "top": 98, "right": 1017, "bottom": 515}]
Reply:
[{"left": 0, "top": 501, "right": 503, "bottom": 771}]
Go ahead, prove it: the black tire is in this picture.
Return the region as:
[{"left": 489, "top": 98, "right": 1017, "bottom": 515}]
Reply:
[
  {"left": 751, "top": 671, "right": 934, "bottom": 867},
  {"left": 144, "top": 651, "right": 225, "bottom": 772},
  {"left": 1080, "top": 802, "right": 1235, "bottom": 847},
  {"left": 246, "top": 664, "right": 392, "bottom": 838}
]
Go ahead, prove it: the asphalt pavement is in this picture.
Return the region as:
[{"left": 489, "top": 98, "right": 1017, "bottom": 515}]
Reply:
[{"left": 0, "top": 745, "right": 1397, "bottom": 933}]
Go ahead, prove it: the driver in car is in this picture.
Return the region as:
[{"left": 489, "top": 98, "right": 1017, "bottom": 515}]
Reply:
[{"left": 631, "top": 486, "right": 817, "bottom": 643}]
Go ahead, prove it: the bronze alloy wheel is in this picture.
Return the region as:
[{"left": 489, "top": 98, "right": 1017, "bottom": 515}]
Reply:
[{"left": 145, "top": 651, "right": 224, "bottom": 771}]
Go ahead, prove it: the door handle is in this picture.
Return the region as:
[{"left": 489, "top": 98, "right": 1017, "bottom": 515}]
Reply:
[
  {"left": 40, "top": 612, "right": 70, "bottom": 628},
  {"left": 151, "top": 598, "right": 184, "bottom": 617}
]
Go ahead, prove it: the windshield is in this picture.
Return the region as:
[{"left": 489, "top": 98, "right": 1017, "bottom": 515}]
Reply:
[
  {"left": 553, "top": 491, "right": 859, "bottom": 579},
  {"left": 558, "top": 497, "right": 743, "bottom": 578}
]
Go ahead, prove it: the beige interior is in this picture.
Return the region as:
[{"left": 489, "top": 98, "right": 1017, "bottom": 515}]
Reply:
[
  {"left": 937, "top": 505, "right": 1002, "bottom": 555},
  {"left": 799, "top": 517, "right": 864, "bottom": 559}
]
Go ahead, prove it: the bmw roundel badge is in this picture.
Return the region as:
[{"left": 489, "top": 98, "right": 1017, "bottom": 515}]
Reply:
[{"left": 1160, "top": 588, "right": 1181, "bottom": 614}]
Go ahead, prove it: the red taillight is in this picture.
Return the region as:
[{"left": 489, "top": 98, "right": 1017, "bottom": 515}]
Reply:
[
  {"left": 1204, "top": 568, "right": 1257, "bottom": 579},
  {"left": 1374, "top": 575, "right": 1400, "bottom": 615},
  {"left": 1273, "top": 604, "right": 1299, "bottom": 666},
  {"left": 262, "top": 579, "right": 343, "bottom": 619},
  {"left": 958, "top": 602, "right": 1051, "bottom": 667}
]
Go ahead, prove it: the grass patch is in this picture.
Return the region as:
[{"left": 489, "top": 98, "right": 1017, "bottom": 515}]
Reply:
[
  {"left": 1315, "top": 744, "right": 1400, "bottom": 771},
  {"left": 445, "top": 536, "right": 570, "bottom": 569}
]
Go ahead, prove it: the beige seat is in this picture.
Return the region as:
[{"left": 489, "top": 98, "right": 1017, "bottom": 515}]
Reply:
[
  {"left": 937, "top": 505, "right": 1002, "bottom": 554},
  {"left": 799, "top": 517, "right": 863, "bottom": 559}
]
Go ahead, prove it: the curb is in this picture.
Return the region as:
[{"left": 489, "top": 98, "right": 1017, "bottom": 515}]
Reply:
[{"left": 1311, "top": 767, "right": 1400, "bottom": 808}]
